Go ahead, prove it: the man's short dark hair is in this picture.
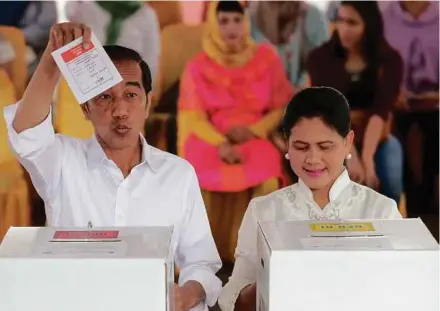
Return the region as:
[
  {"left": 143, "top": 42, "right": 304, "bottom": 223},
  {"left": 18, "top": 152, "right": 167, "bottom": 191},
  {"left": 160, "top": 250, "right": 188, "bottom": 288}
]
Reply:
[
  {"left": 283, "top": 87, "right": 351, "bottom": 138},
  {"left": 103, "top": 45, "right": 152, "bottom": 94}
]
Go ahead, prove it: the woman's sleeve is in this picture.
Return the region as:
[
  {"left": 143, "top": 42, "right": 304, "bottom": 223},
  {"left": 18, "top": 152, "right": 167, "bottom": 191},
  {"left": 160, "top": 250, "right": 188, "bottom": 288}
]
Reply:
[
  {"left": 177, "top": 64, "right": 227, "bottom": 151},
  {"left": 218, "top": 200, "right": 260, "bottom": 311},
  {"left": 249, "top": 55, "right": 294, "bottom": 139},
  {"left": 371, "top": 52, "right": 404, "bottom": 121}
]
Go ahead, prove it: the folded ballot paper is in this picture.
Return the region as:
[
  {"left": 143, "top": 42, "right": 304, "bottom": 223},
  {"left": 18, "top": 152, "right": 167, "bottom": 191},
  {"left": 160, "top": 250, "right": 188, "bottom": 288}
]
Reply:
[
  {"left": 0, "top": 226, "right": 175, "bottom": 311},
  {"left": 257, "top": 219, "right": 439, "bottom": 311},
  {"left": 51, "top": 33, "right": 122, "bottom": 104}
]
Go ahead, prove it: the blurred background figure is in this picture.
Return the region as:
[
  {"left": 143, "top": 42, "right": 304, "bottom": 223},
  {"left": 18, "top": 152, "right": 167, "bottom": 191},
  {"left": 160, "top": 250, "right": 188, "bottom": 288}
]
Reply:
[
  {"left": 65, "top": 1, "right": 160, "bottom": 82},
  {"left": 383, "top": 0, "right": 439, "bottom": 216},
  {"left": 327, "top": 0, "right": 392, "bottom": 21},
  {"left": 307, "top": 1, "right": 404, "bottom": 205},
  {"left": 327, "top": 0, "right": 341, "bottom": 22},
  {"left": 0, "top": 1, "right": 57, "bottom": 77},
  {"left": 0, "top": 37, "right": 15, "bottom": 80},
  {"left": 178, "top": 0, "right": 293, "bottom": 261},
  {"left": 250, "top": 1, "right": 329, "bottom": 88}
]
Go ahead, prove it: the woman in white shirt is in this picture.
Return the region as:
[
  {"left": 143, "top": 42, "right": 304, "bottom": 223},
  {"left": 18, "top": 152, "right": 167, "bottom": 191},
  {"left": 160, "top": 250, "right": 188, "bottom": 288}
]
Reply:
[{"left": 218, "top": 86, "right": 403, "bottom": 311}]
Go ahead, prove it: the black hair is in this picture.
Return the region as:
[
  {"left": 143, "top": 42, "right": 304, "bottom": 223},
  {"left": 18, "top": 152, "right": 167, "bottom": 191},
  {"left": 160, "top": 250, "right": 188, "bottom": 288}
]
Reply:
[
  {"left": 216, "top": 0, "right": 244, "bottom": 14},
  {"left": 331, "top": 1, "right": 391, "bottom": 70},
  {"left": 103, "top": 45, "right": 152, "bottom": 94},
  {"left": 282, "top": 87, "right": 351, "bottom": 138}
]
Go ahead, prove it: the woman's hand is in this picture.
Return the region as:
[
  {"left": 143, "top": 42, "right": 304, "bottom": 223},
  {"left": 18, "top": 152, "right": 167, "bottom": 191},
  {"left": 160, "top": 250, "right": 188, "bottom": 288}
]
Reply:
[
  {"left": 234, "top": 283, "right": 257, "bottom": 311},
  {"left": 227, "top": 127, "right": 255, "bottom": 144},
  {"left": 363, "top": 157, "right": 380, "bottom": 190},
  {"left": 218, "top": 142, "right": 242, "bottom": 164},
  {"left": 346, "top": 149, "right": 365, "bottom": 184}
]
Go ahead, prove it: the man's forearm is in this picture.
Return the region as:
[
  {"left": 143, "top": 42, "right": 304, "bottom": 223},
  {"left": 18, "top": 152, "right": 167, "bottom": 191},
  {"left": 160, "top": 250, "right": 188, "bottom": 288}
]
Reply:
[{"left": 13, "top": 51, "right": 60, "bottom": 134}]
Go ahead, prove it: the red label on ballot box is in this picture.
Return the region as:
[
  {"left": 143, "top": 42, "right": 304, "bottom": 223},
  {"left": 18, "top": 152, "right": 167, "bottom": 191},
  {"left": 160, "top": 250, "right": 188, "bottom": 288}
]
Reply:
[{"left": 53, "top": 230, "right": 119, "bottom": 240}]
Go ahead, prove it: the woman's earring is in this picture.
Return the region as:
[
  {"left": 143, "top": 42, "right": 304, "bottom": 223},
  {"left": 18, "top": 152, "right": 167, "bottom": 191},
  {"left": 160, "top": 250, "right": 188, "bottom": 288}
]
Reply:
[
  {"left": 285, "top": 153, "right": 290, "bottom": 160},
  {"left": 346, "top": 153, "right": 352, "bottom": 160}
]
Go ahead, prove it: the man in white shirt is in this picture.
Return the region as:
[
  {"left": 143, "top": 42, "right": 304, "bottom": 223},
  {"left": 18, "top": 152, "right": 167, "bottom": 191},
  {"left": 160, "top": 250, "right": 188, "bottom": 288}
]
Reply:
[{"left": 3, "top": 22, "right": 221, "bottom": 311}]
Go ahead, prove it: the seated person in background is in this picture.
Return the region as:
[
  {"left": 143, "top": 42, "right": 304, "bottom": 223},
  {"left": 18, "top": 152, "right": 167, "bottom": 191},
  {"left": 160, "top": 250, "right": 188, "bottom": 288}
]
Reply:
[
  {"left": 327, "top": 1, "right": 392, "bottom": 22},
  {"left": 326, "top": 0, "right": 341, "bottom": 23},
  {"left": 307, "top": 1, "right": 404, "bottom": 205},
  {"left": 66, "top": 1, "right": 160, "bottom": 82},
  {"left": 219, "top": 87, "right": 403, "bottom": 311},
  {"left": 250, "top": 1, "right": 329, "bottom": 88},
  {"left": 0, "top": 1, "right": 57, "bottom": 76},
  {"left": 178, "top": 0, "right": 294, "bottom": 196},
  {"left": 0, "top": 37, "right": 15, "bottom": 80},
  {"left": 383, "top": 0, "right": 439, "bottom": 214},
  {"left": 249, "top": 0, "right": 329, "bottom": 166},
  {"left": 4, "top": 22, "right": 221, "bottom": 311}
]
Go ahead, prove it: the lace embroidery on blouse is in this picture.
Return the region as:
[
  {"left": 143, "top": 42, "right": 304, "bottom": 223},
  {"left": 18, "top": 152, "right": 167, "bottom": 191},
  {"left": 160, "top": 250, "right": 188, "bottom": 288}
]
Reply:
[{"left": 284, "top": 183, "right": 364, "bottom": 221}]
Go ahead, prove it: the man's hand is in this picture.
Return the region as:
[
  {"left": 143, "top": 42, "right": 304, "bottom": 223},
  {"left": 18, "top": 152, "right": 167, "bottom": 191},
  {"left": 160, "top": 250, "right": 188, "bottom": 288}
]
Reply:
[
  {"left": 218, "top": 142, "right": 242, "bottom": 164},
  {"left": 41, "top": 22, "right": 92, "bottom": 76},
  {"left": 12, "top": 22, "right": 92, "bottom": 134},
  {"left": 174, "top": 282, "right": 206, "bottom": 311},
  {"left": 227, "top": 127, "right": 255, "bottom": 144}
]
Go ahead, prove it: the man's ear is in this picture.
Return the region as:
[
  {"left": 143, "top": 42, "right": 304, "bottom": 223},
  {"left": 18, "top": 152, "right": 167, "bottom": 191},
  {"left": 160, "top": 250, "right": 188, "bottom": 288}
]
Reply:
[
  {"left": 81, "top": 102, "right": 91, "bottom": 121},
  {"left": 145, "top": 91, "right": 153, "bottom": 120}
]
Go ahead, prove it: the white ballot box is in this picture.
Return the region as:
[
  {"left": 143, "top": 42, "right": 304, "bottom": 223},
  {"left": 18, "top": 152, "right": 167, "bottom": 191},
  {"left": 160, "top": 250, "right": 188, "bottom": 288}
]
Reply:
[
  {"left": 257, "top": 218, "right": 439, "bottom": 311},
  {"left": 0, "top": 226, "right": 174, "bottom": 311}
]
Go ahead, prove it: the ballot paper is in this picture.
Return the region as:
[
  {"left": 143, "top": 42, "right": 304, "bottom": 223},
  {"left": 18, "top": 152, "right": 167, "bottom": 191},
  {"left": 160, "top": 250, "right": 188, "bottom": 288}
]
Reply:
[{"left": 51, "top": 33, "right": 122, "bottom": 104}]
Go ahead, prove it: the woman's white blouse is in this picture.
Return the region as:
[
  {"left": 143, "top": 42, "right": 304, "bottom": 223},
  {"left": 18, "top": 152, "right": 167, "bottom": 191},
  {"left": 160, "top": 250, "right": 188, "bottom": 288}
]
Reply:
[{"left": 218, "top": 170, "right": 402, "bottom": 311}]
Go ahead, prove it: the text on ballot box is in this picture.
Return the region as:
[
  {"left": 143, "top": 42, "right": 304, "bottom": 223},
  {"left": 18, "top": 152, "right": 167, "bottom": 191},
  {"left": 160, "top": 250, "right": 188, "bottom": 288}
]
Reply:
[
  {"left": 0, "top": 226, "right": 175, "bottom": 311},
  {"left": 256, "top": 219, "right": 439, "bottom": 311},
  {"left": 51, "top": 33, "right": 123, "bottom": 104}
]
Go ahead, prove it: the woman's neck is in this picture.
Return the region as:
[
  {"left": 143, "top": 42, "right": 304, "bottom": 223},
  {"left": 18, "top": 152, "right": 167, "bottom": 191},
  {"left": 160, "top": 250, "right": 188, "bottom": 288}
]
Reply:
[
  {"left": 98, "top": 136, "right": 142, "bottom": 178},
  {"left": 310, "top": 168, "right": 346, "bottom": 209},
  {"left": 346, "top": 48, "right": 363, "bottom": 61},
  {"left": 312, "top": 186, "right": 331, "bottom": 209},
  {"left": 345, "top": 49, "right": 366, "bottom": 72},
  {"left": 401, "top": 1, "right": 430, "bottom": 19}
]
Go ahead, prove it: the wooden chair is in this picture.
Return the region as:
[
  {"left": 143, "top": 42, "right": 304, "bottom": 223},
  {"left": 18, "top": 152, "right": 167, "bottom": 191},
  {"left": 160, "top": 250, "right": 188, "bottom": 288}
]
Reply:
[
  {"left": 147, "top": 23, "right": 204, "bottom": 152},
  {"left": 147, "top": 1, "right": 183, "bottom": 30},
  {"left": 0, "top": 26, "right": 28, "bottom": 99},
  {"left": 154, "top": 23, "right": 204, "bottom": 108},
  {"left": 0, "top": 69, "right": 30, "bottom": 241},
  {"left": 54, "top": 79, "right": 94, "bottom": 139}
]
